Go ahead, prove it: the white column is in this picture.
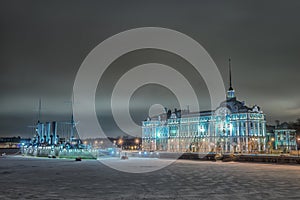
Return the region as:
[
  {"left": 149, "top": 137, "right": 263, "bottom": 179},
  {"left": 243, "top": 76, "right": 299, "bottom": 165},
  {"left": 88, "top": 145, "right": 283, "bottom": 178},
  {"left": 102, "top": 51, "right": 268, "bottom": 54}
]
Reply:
[
  {"left": 236, "top": 121, "right": 239, "bottom": 152},
  {"left": 257, "top": 121, "right": 261, "bottom": 151},
  {"left": 245, "top": 121, "right": 249, "bottom": 152}
]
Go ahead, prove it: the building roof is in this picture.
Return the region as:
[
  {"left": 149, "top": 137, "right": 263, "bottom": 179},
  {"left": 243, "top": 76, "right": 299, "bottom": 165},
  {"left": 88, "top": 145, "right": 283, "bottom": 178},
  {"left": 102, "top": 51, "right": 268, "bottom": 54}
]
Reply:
[{"left": 217, "top": 98, "right": 252, "bottom": 114}]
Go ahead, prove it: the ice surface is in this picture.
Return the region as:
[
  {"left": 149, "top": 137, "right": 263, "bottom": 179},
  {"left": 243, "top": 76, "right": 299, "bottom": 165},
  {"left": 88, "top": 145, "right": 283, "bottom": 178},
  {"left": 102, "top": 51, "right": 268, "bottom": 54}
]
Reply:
[{"left": 0, "top": 156, "right": 300, "bottom": 199}]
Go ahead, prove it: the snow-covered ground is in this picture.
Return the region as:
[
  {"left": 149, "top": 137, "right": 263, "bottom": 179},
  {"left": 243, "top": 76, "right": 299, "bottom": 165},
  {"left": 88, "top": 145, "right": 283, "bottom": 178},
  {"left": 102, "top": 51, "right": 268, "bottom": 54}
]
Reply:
[{"left": 0, "top": 156, "right": 300, "bottom": 199}]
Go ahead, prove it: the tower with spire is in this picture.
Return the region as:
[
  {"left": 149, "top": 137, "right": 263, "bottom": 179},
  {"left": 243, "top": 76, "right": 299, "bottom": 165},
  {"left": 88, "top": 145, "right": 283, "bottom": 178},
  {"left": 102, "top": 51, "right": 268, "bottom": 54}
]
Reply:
[
  {"left": 227, "top": 58, "right": 235, "bottom": 100},
  {"left": 142, "top": 57, "right": 268, "bottom": 153}
]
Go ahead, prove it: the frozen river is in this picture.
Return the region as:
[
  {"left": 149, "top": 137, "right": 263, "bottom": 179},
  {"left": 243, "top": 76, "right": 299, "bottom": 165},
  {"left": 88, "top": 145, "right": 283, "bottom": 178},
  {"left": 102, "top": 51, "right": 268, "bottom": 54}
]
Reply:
[{"left": 0, "top": 156, "right": 300, "bottom": 199}]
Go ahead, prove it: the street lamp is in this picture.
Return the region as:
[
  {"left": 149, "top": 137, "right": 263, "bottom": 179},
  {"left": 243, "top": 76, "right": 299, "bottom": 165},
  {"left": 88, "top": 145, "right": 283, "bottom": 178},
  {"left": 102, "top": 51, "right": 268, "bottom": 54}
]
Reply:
[
  {"left": 118, "top": 138, "right": 123, "bottom": 149},
  {"left": 134, "top": 138, "right": 140, "bottom": 150},
  {"left": 270, "top": 137, "right": 275, "bottom": 154}
]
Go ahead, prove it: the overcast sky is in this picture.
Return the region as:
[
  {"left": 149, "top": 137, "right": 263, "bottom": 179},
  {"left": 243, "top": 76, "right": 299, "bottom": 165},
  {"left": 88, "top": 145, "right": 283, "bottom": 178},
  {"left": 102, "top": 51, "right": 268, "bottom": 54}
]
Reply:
[{"left": 1, "top": 0, "right": 300, "bottom": 138}]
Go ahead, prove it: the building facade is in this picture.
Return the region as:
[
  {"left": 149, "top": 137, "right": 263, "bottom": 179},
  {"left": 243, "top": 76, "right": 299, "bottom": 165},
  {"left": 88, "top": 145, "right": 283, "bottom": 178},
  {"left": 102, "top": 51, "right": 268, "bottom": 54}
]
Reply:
[
  {"left": 266, "top": 123, "right": 297, "bottom": 152},
  {"left": 142, "top": 63, "right": 267, "bottom": 153}
]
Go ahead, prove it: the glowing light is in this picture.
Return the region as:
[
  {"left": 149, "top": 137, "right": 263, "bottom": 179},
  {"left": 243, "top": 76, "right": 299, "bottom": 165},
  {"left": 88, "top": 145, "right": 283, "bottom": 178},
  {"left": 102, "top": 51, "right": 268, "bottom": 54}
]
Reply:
[
  {"left": 198, "top": 125, "right": 205, "bottom": 133},
  {"left": 229, "top": 124, "right": 233, "bottom": 132},
  {"left": 157, "top": 132, "right": 161, "bottom": 138},
  {"left": 118, "top": 139, "right": 123, "bottom": 145}
]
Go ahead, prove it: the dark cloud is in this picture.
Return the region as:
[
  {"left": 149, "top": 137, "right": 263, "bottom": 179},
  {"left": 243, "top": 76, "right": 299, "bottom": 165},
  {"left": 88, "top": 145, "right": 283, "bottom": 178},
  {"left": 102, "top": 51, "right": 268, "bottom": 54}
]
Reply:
[{"left": 0, "top": 0, "right": 300, "bottom": 137}]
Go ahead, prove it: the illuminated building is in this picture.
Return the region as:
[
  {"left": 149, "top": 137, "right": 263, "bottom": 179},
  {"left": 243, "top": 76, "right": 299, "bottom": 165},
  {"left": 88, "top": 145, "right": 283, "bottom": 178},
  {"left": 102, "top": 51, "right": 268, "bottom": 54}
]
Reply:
[
  {"left": 142, "top": 60, "right": 267, "bottom": 153},
  {"left": 266, "top": 122, "right": 297, "bottom": 151}
]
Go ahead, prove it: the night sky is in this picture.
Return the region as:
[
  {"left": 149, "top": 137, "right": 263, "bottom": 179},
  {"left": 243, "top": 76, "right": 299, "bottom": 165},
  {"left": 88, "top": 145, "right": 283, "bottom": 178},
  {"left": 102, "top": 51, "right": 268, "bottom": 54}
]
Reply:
[{"left": 1, "top": 0, "right": 300, "bottom": 138}]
